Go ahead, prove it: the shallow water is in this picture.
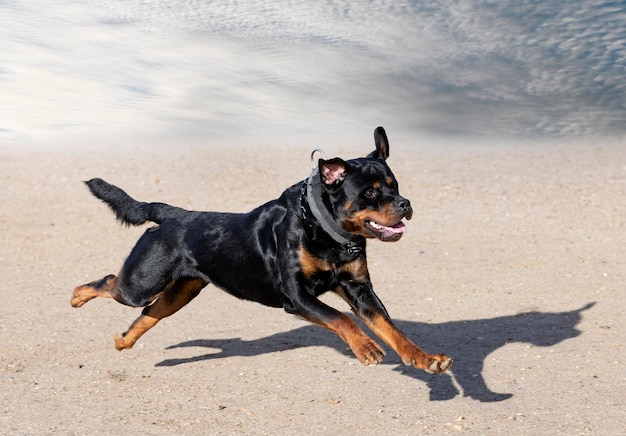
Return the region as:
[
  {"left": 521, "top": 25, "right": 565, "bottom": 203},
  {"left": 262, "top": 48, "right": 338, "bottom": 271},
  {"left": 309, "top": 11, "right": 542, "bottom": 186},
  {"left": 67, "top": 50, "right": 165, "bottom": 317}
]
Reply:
[{"left": 1, "top": 1, "right": 624, "bottom": 150}]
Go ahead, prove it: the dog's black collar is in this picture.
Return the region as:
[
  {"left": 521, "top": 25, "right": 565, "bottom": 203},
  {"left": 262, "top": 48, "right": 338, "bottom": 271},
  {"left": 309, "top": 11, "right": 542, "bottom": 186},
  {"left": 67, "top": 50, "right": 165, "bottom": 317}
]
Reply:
[{"left": 298, "top": 169, "right": 364, "bottom": 258}]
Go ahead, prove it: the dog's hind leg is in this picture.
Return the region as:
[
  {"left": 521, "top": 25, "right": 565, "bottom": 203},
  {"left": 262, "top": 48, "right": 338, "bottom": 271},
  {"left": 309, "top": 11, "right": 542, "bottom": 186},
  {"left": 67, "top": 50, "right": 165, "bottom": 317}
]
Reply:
[
  {"left": 71, "top": 273, "right": 143, "bottom": 308},
  {"left": 71, "top": 274, "right": 119, "bottom": 308},
  {"left": 113, "top": 277, "right": 206, "bottom": 350}
]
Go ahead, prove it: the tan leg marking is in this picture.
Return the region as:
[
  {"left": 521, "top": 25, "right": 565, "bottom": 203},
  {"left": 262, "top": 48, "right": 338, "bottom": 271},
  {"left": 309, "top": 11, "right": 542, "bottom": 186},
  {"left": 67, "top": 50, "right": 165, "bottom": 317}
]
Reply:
[
  {"left": 114, "top": 278, "right": 205, "bottom": 350},
  {"left": 70, "top": 274, "right": 117, "bottom": 308},
  {"left": 304, "top": 313, "right": 386, "bottom": 366},
  {"left": 366, "top": 314, "right": 452, "bottom": 373}
]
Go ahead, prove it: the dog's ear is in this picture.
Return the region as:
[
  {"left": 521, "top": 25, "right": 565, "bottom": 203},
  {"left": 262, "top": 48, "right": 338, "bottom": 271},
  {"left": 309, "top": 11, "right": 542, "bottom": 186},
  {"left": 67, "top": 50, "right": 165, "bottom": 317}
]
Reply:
[
  {"left": 368, "top": 126, "right": 389, "bottom": 161},
  {"left": 319, "top": 158, "right": 347, "bottom": 185}
]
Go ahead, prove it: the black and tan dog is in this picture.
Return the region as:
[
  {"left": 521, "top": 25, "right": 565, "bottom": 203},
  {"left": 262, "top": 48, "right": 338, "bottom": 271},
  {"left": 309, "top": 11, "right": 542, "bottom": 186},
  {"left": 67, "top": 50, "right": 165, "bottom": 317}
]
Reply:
[{"left": 71, "top": 127, "right": 452, "bottom": 374}]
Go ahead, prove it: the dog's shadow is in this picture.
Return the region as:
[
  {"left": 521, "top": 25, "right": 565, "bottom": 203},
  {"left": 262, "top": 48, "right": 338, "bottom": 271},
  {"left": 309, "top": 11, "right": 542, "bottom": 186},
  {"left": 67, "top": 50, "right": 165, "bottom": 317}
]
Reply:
[{"left": 156, "top": 302, "right": 595, "bottom": 402}]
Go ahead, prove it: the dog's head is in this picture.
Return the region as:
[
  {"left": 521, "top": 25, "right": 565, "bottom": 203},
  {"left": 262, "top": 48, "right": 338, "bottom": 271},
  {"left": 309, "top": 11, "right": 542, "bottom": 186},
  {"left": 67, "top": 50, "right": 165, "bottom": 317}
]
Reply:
[{"left": 316, "top": 127, "right": 412, "bottom": 242}]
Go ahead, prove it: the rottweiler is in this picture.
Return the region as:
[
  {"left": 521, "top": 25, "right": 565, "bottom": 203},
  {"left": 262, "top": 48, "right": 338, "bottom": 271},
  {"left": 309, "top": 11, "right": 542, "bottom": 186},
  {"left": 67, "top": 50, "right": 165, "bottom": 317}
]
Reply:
[{"left": 71, "top": 127, "right": 452, "bottom": 373}]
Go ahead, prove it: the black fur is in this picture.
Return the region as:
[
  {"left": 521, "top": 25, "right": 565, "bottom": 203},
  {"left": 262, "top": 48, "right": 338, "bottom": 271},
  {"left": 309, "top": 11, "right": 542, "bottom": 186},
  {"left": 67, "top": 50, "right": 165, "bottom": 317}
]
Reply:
[
  {"left": 86, "top": 178, "right": 186, "bottom": 226},
  {"left": 73, "top": 127, "right": 452, "bottom": 373}
]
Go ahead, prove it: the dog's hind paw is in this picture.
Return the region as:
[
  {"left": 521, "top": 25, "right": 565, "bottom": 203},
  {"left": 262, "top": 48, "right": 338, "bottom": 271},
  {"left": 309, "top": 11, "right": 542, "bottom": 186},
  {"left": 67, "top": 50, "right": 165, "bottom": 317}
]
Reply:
[
  {"left": 114, "top": 334, "right": 134, "bottom": 351},
  {"left": 70, "top": 285, "right": 96, "bottom": 308}
]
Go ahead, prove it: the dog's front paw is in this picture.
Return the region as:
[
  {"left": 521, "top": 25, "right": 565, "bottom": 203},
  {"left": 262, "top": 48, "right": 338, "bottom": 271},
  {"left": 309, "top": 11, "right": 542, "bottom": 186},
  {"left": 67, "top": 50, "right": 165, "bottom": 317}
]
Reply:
[
  {"left": 402, "top": 350, "right": 452, "bottom": 374},
  {"left": 424, "top": 354, "right": 453, "bottom": 374},
  {"left": 351, "top": 337, "right": 386, "bottom": 366}
]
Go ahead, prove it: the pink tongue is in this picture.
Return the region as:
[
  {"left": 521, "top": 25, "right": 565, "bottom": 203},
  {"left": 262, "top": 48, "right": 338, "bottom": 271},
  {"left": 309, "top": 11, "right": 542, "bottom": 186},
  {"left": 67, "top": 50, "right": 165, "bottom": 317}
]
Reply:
[
  {"left": 388, "top": 222, "right": 407, "bottom": 234},
  {"left": 373, "top": 221, "right": 406, "bottom": 234}
]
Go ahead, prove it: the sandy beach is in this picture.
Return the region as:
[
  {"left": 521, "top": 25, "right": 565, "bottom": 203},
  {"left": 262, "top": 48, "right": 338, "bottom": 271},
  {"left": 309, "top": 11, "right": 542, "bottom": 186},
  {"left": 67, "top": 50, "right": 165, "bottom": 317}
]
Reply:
[{"left": 1, "top": 142, "right": 624, "bottom": 434}]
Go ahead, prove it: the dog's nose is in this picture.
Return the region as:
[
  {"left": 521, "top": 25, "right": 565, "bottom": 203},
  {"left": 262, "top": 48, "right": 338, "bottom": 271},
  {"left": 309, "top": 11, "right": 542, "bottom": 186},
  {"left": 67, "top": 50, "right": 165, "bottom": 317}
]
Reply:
[{"left": 396, "top": 197, "right": 412, "bottom": 219}]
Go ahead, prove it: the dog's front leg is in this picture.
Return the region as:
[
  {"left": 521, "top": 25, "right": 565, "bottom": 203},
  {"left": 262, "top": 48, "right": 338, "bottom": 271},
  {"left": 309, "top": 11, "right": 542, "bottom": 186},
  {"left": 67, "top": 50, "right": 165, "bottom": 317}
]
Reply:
[
  {"left": 337, "top": 282, "right": 452, "bottom": 374},
  {"left": 283, "top": 289, "right": 386, "bottom": 366}
]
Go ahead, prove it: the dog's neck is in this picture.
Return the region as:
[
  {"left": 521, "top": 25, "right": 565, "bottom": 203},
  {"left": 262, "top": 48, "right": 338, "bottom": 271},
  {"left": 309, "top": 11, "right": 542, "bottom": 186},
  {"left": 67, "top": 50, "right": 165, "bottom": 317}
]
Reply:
[{"left": 299, "top": 170, "right": 364, "bottom": 258}]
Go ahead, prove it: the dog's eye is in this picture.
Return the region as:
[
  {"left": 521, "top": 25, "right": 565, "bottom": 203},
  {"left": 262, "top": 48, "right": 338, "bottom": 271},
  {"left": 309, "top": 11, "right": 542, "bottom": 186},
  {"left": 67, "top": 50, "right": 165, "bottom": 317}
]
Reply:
[{"left": 364, "top": 188, "right": 377, "bottom": 199}]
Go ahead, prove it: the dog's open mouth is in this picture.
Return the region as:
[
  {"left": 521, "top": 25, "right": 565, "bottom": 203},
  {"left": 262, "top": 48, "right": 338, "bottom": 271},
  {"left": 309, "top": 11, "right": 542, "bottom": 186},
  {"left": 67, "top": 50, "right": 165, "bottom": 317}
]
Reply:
[{"left": 364, "top": 220, "right": 407, "bottom": 241}]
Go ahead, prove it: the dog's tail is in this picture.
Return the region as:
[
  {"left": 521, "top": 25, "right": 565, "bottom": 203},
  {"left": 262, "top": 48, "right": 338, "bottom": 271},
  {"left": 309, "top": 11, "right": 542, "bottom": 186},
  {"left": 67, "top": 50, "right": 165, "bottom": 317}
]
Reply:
[{"left": 85, "top": 178, "right": 186, "bottom": 225}]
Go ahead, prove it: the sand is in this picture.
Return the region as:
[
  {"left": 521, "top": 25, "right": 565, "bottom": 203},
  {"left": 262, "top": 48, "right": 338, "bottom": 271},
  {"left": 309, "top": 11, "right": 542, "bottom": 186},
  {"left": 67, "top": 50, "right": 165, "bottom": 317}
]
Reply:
[{"left": 1, "top": 142, "right": 624, "bottom": 434}]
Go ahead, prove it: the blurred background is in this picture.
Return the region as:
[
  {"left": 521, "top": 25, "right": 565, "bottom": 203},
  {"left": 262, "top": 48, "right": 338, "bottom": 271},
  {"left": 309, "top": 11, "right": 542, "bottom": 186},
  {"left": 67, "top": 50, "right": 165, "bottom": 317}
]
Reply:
[{"left": 1, "top": 1, "right": 625, "bottom": 150}]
